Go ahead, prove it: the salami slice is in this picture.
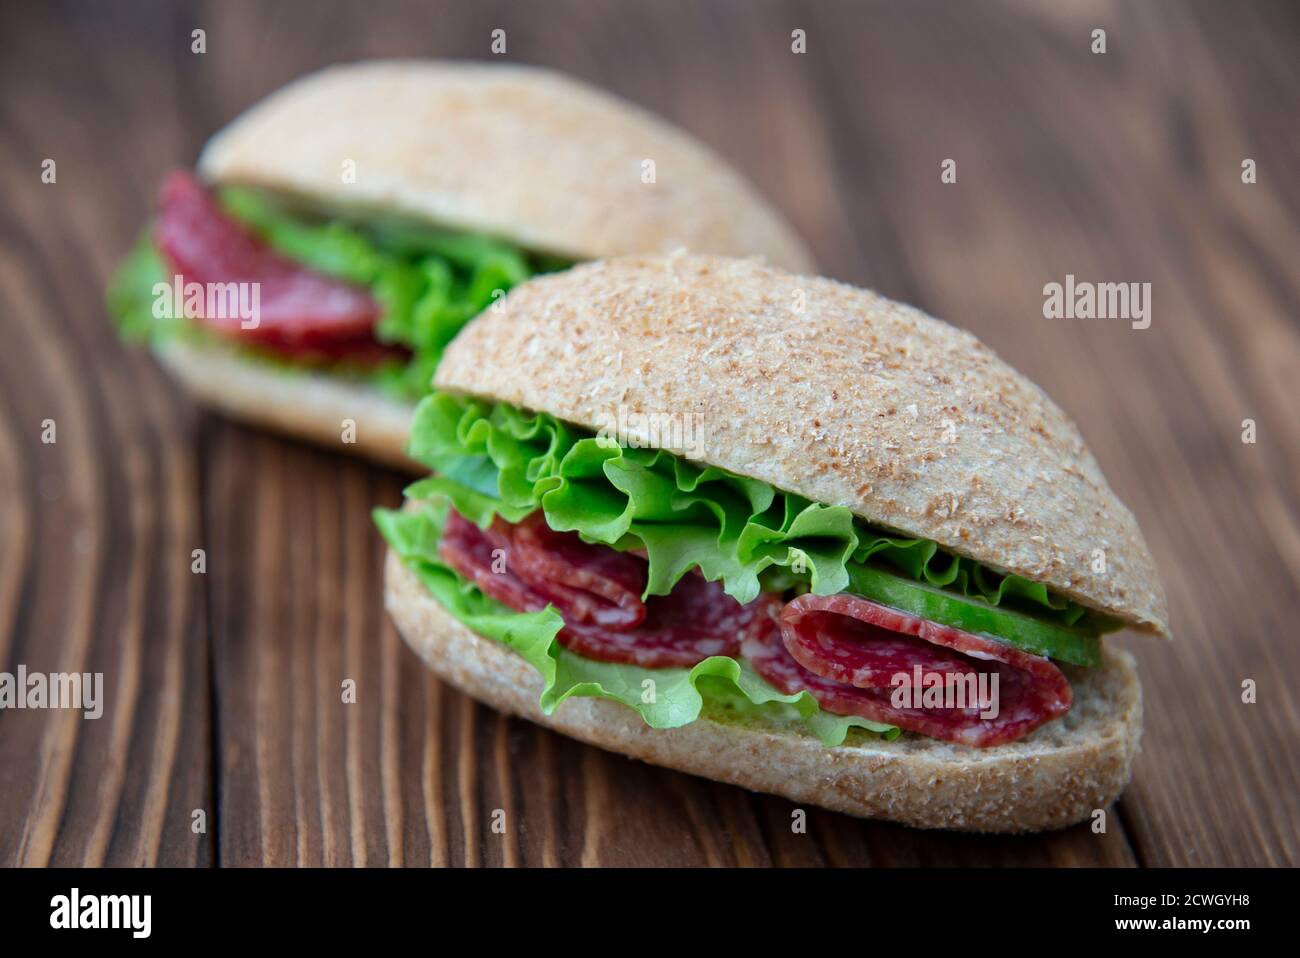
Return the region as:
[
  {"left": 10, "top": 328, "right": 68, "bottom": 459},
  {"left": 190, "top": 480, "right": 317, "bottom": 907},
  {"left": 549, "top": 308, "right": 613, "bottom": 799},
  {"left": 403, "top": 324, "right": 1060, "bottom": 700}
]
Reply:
[
  {"left": 746, "top": 593, "right": 1072, "bottom": 747},
  {"left": 154, "top": 171, "right": 401, "bottom": 362},
  {"left": 438, "top": 509, "right": 765, "bottom": 668},
  {"left": 438, "top": 510, "right": 544, "bottom": 614},
  {"left": 509, "top": 512, "right": 646, "bottom": 628}
]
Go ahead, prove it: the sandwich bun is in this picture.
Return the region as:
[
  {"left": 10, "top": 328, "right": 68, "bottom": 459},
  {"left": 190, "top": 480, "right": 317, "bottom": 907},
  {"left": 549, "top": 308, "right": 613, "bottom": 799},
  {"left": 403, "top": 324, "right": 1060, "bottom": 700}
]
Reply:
[
  {"left": 154, "top": 338, "right": 415, "bottom": 469},
  {"left": 385, "top": 549, "right": 1143, "bottom": 832},
  {"left": 199, "top": 59, "right": 812, "bottom": 270},
  {"left": 435, "top": 255, "right": 1170, "bottom": 636}
]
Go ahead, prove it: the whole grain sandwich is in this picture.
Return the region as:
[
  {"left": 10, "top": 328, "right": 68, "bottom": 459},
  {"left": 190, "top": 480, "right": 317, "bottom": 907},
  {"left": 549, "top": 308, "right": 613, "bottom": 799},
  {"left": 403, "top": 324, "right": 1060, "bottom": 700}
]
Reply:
[
  {"left": 376, "top": 255, "right": 1168, "bottom": 832},
  {"left": 106, "top": 61, "right": 811, "bottom": 468}
]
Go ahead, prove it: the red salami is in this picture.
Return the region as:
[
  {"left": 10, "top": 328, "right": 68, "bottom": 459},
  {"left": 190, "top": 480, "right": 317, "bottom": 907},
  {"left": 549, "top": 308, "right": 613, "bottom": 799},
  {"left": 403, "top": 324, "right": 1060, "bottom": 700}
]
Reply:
[
  {"left": 753, "top": 593, "right": 1072, "bottom": 746},
  {"left": 438, "top": 509, "right": 764, "bottom": 668},
  {"left": 437, "top": 509, "right": 1072, "bottom": 744},
  {"left": 438, "top": 511, "right": 544, "bottom": 614},
  {"left": 154, "top": 171, "right": 401, "bottom": 363},
  {"left": 510, "top": 513, "right": 646, "bottom": 628}
]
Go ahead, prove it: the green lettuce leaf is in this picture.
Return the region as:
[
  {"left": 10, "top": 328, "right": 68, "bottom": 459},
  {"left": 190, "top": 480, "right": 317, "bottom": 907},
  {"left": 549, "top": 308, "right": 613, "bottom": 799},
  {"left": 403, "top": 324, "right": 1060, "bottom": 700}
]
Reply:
[
  {"left": 106, "top": 232, "right": 170, "bottom": 341},
  {"left": 375, "top": 498, "right": 898, "bottom": 744},
  {"left": 405, "top": 392, "right": 1107, "bottom": 630}
]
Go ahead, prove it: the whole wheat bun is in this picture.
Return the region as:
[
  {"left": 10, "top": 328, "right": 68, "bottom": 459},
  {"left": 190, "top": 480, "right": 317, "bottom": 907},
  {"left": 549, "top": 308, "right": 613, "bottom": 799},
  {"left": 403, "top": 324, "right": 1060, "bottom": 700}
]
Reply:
[
  {"left": 436, "top": 255, "right": 1170, "bottom": 636},
  {"left": 154, "top": 338, "right": 416, "bottom": 470},
  {"left": 385, "top": 551, "right": 1142, "bottom": 832},
  {"left": 198, "top": 59, "right": 812, "bottom": 271}
]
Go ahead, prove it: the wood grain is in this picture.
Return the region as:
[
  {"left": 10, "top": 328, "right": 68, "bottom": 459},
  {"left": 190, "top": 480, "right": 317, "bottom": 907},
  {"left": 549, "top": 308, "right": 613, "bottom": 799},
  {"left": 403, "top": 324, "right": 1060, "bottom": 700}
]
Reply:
[
  {"left": 0, "top": 0, "right": 213, "bottom": 866},
  {"left": 0, "top": 0, "right": 1295, "bottom": 867}
]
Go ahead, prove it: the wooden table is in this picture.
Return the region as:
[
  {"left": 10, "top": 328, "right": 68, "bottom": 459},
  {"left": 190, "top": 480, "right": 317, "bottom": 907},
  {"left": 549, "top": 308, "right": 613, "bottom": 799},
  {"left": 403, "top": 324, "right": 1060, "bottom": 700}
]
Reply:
[{"left": 0, "top": 0, "right": 1295, "bottom": 867}]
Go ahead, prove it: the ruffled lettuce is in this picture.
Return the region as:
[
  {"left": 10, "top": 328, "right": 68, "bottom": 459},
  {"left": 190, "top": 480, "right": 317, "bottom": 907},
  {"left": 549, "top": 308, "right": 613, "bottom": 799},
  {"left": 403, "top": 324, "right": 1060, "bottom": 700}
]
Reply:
[
  {"left": 404, "top": 392, "right": 1105, "bottom": 627},
  {"left": 106, "top": 234, "right": 170, "bottom": 341},
  {"left": 375, "top": 498, "right": 898, "bottom": 744}
]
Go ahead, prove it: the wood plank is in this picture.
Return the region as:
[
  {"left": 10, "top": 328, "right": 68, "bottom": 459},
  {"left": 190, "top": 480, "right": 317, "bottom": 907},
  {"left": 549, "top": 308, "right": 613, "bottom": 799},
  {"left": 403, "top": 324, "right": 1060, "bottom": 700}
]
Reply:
[{"left": 0, "top": 0, "right": 212, "bottom": 866}]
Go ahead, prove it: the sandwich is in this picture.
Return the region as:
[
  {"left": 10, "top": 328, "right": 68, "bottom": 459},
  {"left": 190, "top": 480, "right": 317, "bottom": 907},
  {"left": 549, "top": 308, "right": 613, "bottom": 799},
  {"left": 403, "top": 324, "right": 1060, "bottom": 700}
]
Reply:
[
  {"left": 106, "top": 61, "right": 811, "bottom": 468},
  {"left": 376, "top": 255, "right": 1169, "bottom": 832}
]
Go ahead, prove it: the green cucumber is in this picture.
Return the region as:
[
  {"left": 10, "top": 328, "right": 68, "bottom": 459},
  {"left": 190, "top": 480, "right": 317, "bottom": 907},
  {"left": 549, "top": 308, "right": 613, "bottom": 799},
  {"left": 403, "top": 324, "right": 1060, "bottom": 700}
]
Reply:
[{"left": 845, "top": 563, "right": 1102, "bottom": 667}]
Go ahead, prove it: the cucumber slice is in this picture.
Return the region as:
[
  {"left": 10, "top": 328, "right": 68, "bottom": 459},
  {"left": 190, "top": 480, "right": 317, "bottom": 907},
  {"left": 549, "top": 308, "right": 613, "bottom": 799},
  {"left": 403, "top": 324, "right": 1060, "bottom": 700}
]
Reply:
[{"left": 845, "top": 563, "right": 1102, "bottom": 667}]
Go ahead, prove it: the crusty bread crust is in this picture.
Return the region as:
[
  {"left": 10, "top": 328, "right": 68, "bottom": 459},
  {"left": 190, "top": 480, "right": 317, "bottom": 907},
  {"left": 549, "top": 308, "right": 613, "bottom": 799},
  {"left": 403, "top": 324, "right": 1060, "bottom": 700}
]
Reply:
[
  {"left": 154, "top": 338, "right": 418, "bottom": 470},
  {"left": 384, "top": 550, "right": 1143, "bottom": 832},
  {"left": 436, "top": 255, "right": 1170, "bottom": 636},
  {"left": 198, "top": 60, "right": 812, "bottom": 271}
]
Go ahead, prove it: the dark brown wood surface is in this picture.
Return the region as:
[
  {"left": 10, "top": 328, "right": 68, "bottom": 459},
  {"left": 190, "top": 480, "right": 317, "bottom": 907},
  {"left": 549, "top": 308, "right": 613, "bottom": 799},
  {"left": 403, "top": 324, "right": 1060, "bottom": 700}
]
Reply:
[{"left": 0, "top": 0, "right": 1295, "bottom": 867}]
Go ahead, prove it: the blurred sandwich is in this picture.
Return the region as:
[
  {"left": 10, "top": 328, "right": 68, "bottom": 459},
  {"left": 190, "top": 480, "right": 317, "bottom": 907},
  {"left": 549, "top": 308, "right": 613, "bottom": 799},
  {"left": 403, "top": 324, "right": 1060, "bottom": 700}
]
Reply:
[{"left": 106, "top": 61, "right": 810, "bottom": 467}]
